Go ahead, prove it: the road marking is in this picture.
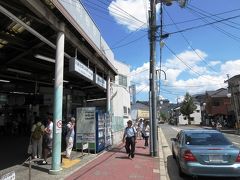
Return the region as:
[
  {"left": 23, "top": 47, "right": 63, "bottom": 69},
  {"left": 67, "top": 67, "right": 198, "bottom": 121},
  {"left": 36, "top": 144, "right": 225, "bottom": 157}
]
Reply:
[{"left": 233, "top": 142, "right": 239, "bottom": 145}]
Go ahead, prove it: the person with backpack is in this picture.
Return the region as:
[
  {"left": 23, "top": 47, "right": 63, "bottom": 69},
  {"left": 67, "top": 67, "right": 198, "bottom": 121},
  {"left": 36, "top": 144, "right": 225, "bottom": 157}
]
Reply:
[
  {"left": 122, "top": 120, "right": 137, "bottom": 159},
  {"left": 31, "top": 116, "right": 45, "bottom": 159}
]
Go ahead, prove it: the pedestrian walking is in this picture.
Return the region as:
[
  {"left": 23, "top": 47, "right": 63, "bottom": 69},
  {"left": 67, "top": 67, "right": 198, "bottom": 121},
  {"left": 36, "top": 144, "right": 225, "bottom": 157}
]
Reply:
[
  {"left": 31, "top": 116, "right": 45, "bottom": 159},
  {"left": 65, "top": 117, "right": 75, "bottom": 159},
  {"left": 142, "top": 120, "right": 150, "bottom": 148},
  {"left": 41, "top": 116, "right": 53, "bottom": 165},
  {"left": 122, "top": 120, "right": 137, "bottom": 159}
]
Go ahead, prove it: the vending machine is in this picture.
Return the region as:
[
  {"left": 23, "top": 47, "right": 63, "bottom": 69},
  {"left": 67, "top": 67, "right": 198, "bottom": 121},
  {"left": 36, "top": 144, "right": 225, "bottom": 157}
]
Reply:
[{"left": 75, "top": 107, "right": 108, "bottom": 153}]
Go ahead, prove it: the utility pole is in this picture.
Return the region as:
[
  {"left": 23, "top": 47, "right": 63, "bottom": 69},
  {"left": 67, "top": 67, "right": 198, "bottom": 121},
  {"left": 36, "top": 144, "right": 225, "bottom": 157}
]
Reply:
[
  {"left": 149, "top": 0, "right": 158, "bottom": 157},
  {"left": 227, "top": 74, "right": 240, "bottom": 134}
]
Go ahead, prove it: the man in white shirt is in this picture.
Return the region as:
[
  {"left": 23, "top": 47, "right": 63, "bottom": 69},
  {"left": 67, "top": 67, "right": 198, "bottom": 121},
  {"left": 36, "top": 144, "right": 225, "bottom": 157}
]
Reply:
[{"left": 122, "top": 120, "right": 137, "bottom": 159}]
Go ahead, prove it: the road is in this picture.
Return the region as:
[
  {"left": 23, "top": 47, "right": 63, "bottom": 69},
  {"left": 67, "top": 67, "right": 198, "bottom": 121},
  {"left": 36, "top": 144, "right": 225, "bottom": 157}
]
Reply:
[{"left": 159, "top": 124, "right": 240, "bottom": 180}]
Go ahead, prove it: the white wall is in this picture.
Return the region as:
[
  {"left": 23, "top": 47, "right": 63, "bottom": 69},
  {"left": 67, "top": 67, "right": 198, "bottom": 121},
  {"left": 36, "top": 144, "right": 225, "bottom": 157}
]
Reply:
[
  {"left": 178, "top": 104, "right": 202, "bottom": 125},
  {"left": 110, "top": 59, "right": 131, "bottom": 145}
]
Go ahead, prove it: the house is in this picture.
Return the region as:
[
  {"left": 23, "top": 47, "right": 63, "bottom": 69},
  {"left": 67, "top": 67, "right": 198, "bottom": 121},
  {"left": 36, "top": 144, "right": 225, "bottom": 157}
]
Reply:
[
  {"left": 173, "top": 103, "right": 201, "bottom": 125},
  {"left": 204, "top": 88, "right": 233, "bottom": 127},
  {"left": 131, "top": 101, "right": 149, "bottom": 122},
  {"left": 226, "top": 75, "right": 240, "bottom": 129}
]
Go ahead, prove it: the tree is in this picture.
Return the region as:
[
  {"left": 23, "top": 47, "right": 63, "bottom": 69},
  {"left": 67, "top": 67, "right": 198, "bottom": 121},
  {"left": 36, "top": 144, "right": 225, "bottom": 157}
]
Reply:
[
  {"left": 180, "top": 93, "right": 197, "bottom": 125},
  {"left": 160, "top": 112, "right": 167, "bottom": 121}
]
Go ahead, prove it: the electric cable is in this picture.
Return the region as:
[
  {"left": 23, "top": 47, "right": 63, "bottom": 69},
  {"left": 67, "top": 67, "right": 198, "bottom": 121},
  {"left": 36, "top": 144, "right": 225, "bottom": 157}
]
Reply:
[
  {"left": 187, "top": 6, "right": 240, "bottom": 43},
  {"left": 163, "top": 7, "right": 218, "bottom": 73},
  {"left": 81, "top": 0, "right": 142, "bottom": 25},
  {"left": 164, "top": 8, "right": 240, "bottom": 27},
  {"left": 164, "top": 43, "right": 220, "bottom": 82},
  {"left": 168, "top": 14, "right": 240, "bottom": 35}
]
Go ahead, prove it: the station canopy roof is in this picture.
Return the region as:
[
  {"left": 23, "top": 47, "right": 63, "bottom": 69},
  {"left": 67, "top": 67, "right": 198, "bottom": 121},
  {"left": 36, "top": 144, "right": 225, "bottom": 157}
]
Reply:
[{"left": 0, "top": 0, "right": 117, "bottom": 100}]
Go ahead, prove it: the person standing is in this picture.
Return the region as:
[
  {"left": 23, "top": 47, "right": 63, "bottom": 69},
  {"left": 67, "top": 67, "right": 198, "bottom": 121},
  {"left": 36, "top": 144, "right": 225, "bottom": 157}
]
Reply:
[
  {"left": 42, "top": 116, "right": 53, "bottom": 165},
  {"left": 31, "top": 117, "right": 45, "bottom": 159},
  {"left": 138, "top": 118, "right": 144, "bottom": 139},
  {"left": 65, "top": 117, "right": 75, "bottom": 159},
  {"left": 122, "top": 120, "right": 137, "bottom": 159},
  {"left": 142, "top": 120, "right": 150, "bottom": 148}
]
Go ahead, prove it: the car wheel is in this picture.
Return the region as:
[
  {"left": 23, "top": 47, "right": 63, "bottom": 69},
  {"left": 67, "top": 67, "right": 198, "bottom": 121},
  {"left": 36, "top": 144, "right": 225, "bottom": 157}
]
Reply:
[
  {"left": 177, "top": 160, "right": 185, "bottom": 177},
  {"left": 172, "top": 146, "right": 176, "bottom": 159}
]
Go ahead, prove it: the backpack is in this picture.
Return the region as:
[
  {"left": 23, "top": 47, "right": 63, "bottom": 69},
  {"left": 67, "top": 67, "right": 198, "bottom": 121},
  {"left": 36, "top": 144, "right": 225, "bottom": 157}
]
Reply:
[{"left": 32, "top": 124, "right": 43, "bottom": 140}]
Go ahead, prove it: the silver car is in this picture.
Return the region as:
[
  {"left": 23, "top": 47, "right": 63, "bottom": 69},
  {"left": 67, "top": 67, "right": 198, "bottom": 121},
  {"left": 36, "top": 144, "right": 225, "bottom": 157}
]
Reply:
[{"left": 171, "top": 129, "right": 240, "bottom": 178}]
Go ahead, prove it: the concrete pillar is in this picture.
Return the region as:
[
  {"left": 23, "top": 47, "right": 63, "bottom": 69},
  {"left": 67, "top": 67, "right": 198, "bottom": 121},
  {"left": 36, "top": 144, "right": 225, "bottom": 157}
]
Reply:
[{"left": 49, "top": 24, "right": 65, "bottom": 174}]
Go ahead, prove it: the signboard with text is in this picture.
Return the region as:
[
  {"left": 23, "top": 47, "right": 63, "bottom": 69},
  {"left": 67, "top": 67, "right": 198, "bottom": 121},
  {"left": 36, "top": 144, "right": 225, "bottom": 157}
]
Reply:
[
  {"left": 95, "top": 74, "right": 106, "bottom": 89},
  {"left": 69, "top": 58, "right": 93, "bottom": 81}
]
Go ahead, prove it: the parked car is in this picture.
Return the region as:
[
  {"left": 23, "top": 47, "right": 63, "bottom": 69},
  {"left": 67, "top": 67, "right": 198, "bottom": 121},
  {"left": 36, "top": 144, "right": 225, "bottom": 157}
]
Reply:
[{"left": 171, "top": 129, "right": 240, "bottom": 178}]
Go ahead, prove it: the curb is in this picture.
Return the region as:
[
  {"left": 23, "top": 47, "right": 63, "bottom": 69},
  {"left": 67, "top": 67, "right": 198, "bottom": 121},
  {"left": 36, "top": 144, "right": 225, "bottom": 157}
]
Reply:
[{"left": 158, "top": 127, "right": 170, "bottom": 180}]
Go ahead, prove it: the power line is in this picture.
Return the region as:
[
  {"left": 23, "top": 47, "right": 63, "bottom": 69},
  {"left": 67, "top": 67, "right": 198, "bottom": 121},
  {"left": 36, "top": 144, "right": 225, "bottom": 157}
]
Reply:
[
  {"left": 110, "top": 23, "right": 147, "bottom": 47},
  {"left": 81, "top": 0, "right": 142, "bottom": 25},
  {"left": 168, "top": 14, "right": 240, "bottom": 35},
  {"left": 104, "top": 0, "right": 145, "bottom": 24},
  {"left": 189, "top": 5, "right": 240, "bottom": 28},
  {"left": 164, "top": 43, "right": 219, "bottom": 82},
  {"left": 164, "top": 8, "right": 240, "bottom": 27},
  {"left": 78, "top": 0, "right": 149, "bottom": 51},
  {"left": 136, "top": 85, "right": 149, "bottom": 95},
  {"left": 162, "top": 83, "right": 226, "bottom": 88},
  {"left": 187, "top": 6, "right": 240, "bottom": 44},
  {"left": 163, "top": 7, "right": 218, "bottom": 73},
  {"left": 104, "top": 33, "right": 148, "bottom": 51}
]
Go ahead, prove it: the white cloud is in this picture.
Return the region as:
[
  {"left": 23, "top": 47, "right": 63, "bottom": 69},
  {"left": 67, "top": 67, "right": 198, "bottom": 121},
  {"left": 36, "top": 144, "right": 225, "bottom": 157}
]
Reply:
[
  {"left": 108, "top": 0, "right": 149, "bottom": 31},
  {"left": 165, "top": 49, "right": 207, "bottom": 71},
  {"left": 209, "top": 60, "right": 221, "bottom": 66},
  {"left": 130, "top": 62, "right": 149, "bottom": 93},
  {"left": 220, "top": 59, "right": 240, "bottom": 78},
  {"left": 130, "top": 49, "right": 240, "bottom": 102}
]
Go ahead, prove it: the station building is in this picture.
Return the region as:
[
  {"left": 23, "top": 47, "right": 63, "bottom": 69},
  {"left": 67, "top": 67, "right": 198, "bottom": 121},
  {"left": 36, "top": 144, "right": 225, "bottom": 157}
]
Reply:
[{"left": 0, "top": 0, "right": 130, "bottom": 171}]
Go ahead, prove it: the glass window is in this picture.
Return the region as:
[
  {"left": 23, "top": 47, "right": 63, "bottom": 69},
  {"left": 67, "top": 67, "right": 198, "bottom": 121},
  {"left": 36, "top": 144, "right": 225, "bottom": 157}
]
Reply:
[
  {"left": 123, "top": 106, "right": 127, "bottom": 115},
  {"left": 185, "top": 132, "right": 231, "bottom": 145},
  {"left": 119, "top": 75, "right": 127, "bottom": 87},
  {"left": 212, "top": 101, "right": 220, "bottom": 106},
  {"left": 128, "top": 108, "right": 130, "bottom": 114}
]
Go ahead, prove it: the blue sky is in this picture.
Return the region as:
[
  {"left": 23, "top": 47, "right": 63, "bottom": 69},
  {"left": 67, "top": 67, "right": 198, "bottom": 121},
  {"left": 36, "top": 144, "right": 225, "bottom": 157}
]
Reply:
[{"left": 81, "top": 0, "right": 240, "bottom": 103}]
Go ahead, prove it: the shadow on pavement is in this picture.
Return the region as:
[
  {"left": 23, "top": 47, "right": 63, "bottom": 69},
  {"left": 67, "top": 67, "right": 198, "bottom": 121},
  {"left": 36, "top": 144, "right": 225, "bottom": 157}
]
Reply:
[{"left": 0, "top": 136, "right": 29, "bottom": 170}]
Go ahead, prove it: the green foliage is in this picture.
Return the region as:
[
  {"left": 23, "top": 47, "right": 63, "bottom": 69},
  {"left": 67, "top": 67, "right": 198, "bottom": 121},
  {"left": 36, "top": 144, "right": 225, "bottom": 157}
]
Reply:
[
  {"left": 160, "top": 112, "right": 167, "bottom": 121},
  {"left": 180, "top": 92, "right": 197, "bottom": 125}
]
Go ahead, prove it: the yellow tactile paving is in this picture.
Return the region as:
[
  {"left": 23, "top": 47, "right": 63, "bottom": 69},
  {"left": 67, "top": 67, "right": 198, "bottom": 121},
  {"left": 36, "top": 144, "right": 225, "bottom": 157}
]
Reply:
[{"left": 61, "top": 158, "right": 80, "bottom": 169}]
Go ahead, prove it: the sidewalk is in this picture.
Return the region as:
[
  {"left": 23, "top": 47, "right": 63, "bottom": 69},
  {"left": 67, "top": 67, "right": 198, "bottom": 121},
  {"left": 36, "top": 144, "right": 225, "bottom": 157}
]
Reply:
[
  {"left": 66, "top": 139, "right": 160, "bottom": 180},
  {"left": 0, "top": 127, "right": 167, "bottom": 180}
]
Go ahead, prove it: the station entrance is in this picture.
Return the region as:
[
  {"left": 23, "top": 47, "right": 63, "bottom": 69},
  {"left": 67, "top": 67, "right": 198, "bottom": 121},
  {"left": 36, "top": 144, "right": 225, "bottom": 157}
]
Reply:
[{"left": 0, "top": 0, "right": 116, "bottom": 170}]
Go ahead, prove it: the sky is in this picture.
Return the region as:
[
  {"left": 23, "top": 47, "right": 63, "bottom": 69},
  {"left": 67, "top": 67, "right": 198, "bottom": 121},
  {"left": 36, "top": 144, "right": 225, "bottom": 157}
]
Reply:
[{"left": 81, "top": 0, "right": 240, "bottom": 103}]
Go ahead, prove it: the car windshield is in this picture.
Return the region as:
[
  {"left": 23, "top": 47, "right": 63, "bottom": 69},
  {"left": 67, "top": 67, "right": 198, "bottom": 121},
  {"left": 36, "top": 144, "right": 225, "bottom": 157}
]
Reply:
[{"left": 185, "top": 132, "right": 232, "bottom": 145}]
